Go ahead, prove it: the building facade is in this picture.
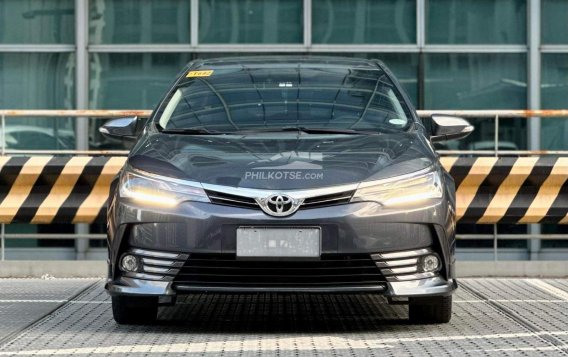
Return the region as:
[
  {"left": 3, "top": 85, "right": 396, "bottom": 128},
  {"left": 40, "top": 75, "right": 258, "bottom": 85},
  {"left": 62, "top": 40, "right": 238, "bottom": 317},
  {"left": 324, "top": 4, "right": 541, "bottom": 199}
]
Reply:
[{"left": 0, "top": 0, "right": 566, "bottom": 260}]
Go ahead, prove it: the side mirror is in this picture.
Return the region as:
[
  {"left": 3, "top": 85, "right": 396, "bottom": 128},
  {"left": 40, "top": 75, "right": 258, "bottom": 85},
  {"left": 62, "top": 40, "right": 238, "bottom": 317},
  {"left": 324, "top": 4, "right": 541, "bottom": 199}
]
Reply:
[
  {"left": 427, "top": 115, "right": 474, "bottom": 142},
  {"left": 99, "top": 117, "right": 143, "bottom": 142}
]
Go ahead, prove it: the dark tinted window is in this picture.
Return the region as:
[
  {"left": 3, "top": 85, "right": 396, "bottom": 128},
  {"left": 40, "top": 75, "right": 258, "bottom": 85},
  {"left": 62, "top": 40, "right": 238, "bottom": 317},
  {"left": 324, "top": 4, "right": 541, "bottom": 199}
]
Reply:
[{"left": 158, "top": 65, "right": 413, "bottom": 133}]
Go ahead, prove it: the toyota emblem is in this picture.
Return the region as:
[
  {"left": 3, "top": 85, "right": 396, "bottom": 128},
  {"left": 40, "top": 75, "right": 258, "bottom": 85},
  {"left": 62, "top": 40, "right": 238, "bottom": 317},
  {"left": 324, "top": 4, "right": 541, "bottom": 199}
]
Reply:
[{"left": 257, "top": 194, "right": 302, "bottom": 217}]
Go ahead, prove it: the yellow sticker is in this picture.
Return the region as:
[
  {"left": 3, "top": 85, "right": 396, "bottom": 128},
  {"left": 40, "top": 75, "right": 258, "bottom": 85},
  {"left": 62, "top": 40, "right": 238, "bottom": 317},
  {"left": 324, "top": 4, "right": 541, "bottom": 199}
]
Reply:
[{"left": 186, "top": 70, "right": 214, "bottom": 78}]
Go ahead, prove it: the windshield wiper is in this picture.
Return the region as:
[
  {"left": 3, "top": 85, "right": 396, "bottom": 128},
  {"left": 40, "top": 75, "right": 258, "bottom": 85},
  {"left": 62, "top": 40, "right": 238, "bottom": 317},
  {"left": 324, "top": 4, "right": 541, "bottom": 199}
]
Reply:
[
  {"left": 235, "top": 127, "right": 375, "bottom": 135},
  {"left": 160, "top": 128, "right": 227, "bottom": 135}
]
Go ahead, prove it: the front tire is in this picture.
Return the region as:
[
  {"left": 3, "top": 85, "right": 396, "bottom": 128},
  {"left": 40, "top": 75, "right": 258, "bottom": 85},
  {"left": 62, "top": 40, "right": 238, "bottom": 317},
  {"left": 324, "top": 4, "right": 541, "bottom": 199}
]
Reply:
[
  {"left": 409, "top": 295, "right": 452, "bottom": 324},
  {"left": 112, "top": 296, "right": 159, "bottom": 325}
]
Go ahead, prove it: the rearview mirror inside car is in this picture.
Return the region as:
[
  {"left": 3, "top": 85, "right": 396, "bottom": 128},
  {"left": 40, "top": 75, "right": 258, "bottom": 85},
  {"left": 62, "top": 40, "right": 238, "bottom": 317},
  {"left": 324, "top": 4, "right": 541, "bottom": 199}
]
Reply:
[{"left": 427, "top": 115, "right": 474, "bottom": 142}]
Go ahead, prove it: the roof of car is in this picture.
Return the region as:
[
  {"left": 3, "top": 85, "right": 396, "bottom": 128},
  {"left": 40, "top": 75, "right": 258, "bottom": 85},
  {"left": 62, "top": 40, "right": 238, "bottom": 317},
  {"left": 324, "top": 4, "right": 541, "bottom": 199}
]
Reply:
[{"left": 189, "top": 56, "right": 385, "bottom": 70}]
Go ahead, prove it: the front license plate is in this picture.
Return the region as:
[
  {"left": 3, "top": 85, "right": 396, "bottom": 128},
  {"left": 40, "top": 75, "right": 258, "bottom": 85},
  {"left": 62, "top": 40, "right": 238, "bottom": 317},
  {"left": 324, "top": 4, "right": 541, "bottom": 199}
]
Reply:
[{"left": 236, "top": 227, "right": 321, "bottom": 258}]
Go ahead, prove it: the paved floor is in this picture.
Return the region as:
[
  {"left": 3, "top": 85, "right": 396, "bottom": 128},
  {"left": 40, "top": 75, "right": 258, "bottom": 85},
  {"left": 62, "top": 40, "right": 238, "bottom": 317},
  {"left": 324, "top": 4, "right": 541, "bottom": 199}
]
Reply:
[{"left": 0, "top": 279, "right": 567, "bottom": 356}]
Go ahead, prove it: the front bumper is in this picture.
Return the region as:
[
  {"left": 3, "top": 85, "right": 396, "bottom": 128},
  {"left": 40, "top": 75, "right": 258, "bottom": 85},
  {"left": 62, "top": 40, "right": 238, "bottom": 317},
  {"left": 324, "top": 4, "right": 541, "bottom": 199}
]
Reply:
[
  {"left": 106, "top": 198, "right": 456, "bottom": 298},
  {"left": 106, "top": 247, "right": 457, "bottom": 298}
]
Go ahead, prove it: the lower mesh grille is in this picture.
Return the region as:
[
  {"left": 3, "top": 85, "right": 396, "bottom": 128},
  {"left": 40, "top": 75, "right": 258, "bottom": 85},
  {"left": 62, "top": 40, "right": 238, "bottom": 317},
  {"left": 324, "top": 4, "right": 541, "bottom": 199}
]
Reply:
[{"left": 172, "top": 253, "right": 386, "bottom": 289}]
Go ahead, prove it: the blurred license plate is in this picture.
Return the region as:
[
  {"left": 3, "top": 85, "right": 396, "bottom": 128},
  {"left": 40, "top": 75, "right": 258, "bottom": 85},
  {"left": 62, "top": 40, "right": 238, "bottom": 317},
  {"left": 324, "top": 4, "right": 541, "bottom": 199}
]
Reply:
[{"left": 236, "top": 227, "right": 321, "bottom": 257}]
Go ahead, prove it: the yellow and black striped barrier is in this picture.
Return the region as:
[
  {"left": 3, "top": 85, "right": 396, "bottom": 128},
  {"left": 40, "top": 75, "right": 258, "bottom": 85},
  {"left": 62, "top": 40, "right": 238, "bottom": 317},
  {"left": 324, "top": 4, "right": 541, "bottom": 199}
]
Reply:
[
  {"left": 0, "top": 156, "right": 126, "bottom": 224},
  {"left": 0, "top": 156, "right": 566, "bottom": 224},
  {"left": 441, "top": 157, "right": 568, "bottom": 224}
]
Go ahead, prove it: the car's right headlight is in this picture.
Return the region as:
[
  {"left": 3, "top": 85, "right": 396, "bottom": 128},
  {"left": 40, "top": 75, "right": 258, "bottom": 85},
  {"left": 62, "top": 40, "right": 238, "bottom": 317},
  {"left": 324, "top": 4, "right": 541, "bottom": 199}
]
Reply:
[
  {"left": 119, "top": 168, "right": 209, "bottom": 207},
  {"left": 351, "top": 168, "right": 443, "bottom": 207}
]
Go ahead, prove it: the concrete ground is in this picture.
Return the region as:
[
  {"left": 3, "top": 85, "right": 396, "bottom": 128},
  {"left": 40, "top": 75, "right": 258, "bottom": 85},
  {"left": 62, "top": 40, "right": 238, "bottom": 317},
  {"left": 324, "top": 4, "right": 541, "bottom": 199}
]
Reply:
[{"left": 0, "top": 278, "right": 567, "bottom": 356}]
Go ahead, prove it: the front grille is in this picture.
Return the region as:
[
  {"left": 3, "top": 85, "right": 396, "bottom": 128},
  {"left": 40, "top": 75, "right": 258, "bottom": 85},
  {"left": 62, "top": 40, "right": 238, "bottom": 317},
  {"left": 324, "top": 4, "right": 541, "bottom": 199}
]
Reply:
[
  {"left": 204, "top": 189, "right": 355, "bottom": 211},
  {"left": 302, "top": 190, "right": 355, "bottom": 209},
  {"left": 172, "top": 253, "right": 386, "bottom": 289},
  {"left": 205, "top": 190, "right": 258, "bottom": 209}
]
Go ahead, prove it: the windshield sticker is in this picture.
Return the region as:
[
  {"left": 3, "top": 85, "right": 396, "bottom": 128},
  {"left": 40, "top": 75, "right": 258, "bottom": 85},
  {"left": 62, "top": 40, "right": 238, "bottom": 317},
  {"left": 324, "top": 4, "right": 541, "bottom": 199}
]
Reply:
[{"left": 186, "top": 70, "right": 214, "bottom": 78}]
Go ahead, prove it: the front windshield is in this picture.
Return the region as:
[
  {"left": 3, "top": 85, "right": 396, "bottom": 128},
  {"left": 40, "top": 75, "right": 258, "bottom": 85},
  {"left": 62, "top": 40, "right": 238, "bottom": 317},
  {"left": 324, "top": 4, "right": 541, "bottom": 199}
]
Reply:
[{"left": 157, "top": 65, "right": 414, "bottom": 133}]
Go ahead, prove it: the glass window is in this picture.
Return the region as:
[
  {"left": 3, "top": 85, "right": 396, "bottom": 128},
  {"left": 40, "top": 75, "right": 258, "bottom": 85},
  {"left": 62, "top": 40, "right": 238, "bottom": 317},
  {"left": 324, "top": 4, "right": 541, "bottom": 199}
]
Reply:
[
  {"left": 0, "top": 0, "right": 74, "bottom": 44},
  {"left": 456, "top": 224, "right": 527, "bottom": 250},
  {"left": 541, "top": 224, "right": 568, "bottom": 249},
  {"left": 89, "top": 0, "right": 190, "bottom": 44},
  {"left": 197, "top": 53, "right": 418, "bottom": 108},
  {"left": 5, "top": 224, "right": 75, "bottom": 251},
  {"left": 541, "top": 54, "right": 568, "bottom": 150},
  {"left": 0, "top": 53, "right": 75, "bottom": 109},
  {"left": 0, "top": 53, "right": 75, "bottom": 250},
  {"left": 199, "top": 0, "right": 303, "bottom": 44},
  {"left": 316, "top": 53, "right": 418, "bottom": 106},
  {"left": 0, "top": 53, "right": 75, "bottom": 151},
  {"left": 425, "top": 53, "right": 527, "bottom": 150},
  {"left": 540, "top": 54, "right": 568, "bottom": 249},
  {"left": 379, "top": 54, "right": 419, "bottom": 107},
  {"left": 424, "top": 54, "right": 527, "bottom": 109},
  {"left": 89, "top": 53, "right": 191, "bottom": 109},
  {"left": 426, "top": 0, "right": 526, "bottom": 44},
  {"left": 542, "top": 0, "right": 568, "bottom": 44},
  {"left": 312, "top": 0, "right": 416, "bottom": 44},
  {"left": 159, "top": 65, "right": 413, "bottom": 133},
  {"left": 89, "top": 53, "right": 191, "bottom": 149}
]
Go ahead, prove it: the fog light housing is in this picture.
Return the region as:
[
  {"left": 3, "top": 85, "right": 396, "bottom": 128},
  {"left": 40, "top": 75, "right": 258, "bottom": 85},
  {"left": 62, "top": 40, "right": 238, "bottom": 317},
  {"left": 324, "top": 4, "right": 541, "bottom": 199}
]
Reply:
[
  {"left": 120, "top": 254, "right": 139, "bottom": 272},
  {"left": 421, "top": 254, "right": 440, "bottom": 272}
]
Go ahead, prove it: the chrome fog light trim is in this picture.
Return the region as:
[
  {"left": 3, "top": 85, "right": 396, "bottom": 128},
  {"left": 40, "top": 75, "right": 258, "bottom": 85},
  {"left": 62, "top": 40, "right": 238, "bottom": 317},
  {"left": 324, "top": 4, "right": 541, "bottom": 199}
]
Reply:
[
  {"left": 142, "top": 265, "right": 179, "bottom": 275},
  {"left": 421, "top": 254, "right": 441, "bottom": 273},
  {"left": 120, "top": 254, "right": 139, "bottom": 272},
  {"left": 371, "top": 248, "right": 431, "bottom": 260},
  {"left": 375, "top": 258, "right": 419, "bottom": 268}
]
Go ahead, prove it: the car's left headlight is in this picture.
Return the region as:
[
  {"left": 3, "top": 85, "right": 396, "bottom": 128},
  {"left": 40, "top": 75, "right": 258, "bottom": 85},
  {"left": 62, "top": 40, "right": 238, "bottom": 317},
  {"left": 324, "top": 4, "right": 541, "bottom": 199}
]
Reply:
[
  {"left": 119, "top": 168, "right": 209, "bottom": 207},
  {"left": 351, "top": 168, "right": 443, "bottom": 206}
]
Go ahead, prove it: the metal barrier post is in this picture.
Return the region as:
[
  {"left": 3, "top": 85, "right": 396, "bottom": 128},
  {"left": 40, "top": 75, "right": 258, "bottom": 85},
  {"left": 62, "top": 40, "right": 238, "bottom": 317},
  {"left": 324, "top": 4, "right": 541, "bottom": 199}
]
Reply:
[
  {"left": 1, "top": 113, "right": 5, "bottom": 156},
  {"left": 494, "top": 114, "right": 499, "bottom": 157},
  {"left": 75, "top": 0, "right": 90, "bottom": 261},
  {"left": 493, "top": 224, "right": 498, "bottom": 261},
  {"left": 1, "top": 224, "right": 5, "bottom": 261},
  {"left": 528, "top": 0, "right": 542, "bottom": 261}
]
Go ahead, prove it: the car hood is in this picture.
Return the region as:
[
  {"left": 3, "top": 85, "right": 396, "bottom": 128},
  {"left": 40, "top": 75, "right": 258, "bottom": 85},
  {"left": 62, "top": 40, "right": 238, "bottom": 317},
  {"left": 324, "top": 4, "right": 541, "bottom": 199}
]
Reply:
[{"left": 129, "top": 132, "right": 436, "bottom": 190}]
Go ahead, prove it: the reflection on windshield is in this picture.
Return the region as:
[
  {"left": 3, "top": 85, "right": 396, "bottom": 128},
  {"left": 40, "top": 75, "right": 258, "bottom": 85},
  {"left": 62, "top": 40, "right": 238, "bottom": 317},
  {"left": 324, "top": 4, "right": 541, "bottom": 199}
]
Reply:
[{"left": 157, "top": 66, "right": 413, "bottom": 133}]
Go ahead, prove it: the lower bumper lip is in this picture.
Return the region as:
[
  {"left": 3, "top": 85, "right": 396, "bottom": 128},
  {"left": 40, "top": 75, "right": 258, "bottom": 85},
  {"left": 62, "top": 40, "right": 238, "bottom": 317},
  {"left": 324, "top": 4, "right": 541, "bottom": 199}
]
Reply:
[
  {"left": 107, "top": 247, "right": 452, "bottom": 296},
  {"left": 173, "top": 285, "right": 387, "bottom": 294},
  {"left": 106, "top": 276, "right": 456, "bottom": 297}
]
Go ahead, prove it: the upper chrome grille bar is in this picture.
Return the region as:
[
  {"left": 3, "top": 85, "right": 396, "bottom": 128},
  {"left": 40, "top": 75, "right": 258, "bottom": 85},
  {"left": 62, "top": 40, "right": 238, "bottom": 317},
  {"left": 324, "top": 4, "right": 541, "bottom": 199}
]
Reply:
[
  {"left": 302, "top": 194, "right": 354, "bottom": 206},
  {"left": 201, "top": 182, "right": 359, "bottom": 201},
  {"left": 207, "top": 194, "right": 258, "bottom": 206},
  {"left": 205, "top": 186, "right": 357, "bottom": 212}
]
